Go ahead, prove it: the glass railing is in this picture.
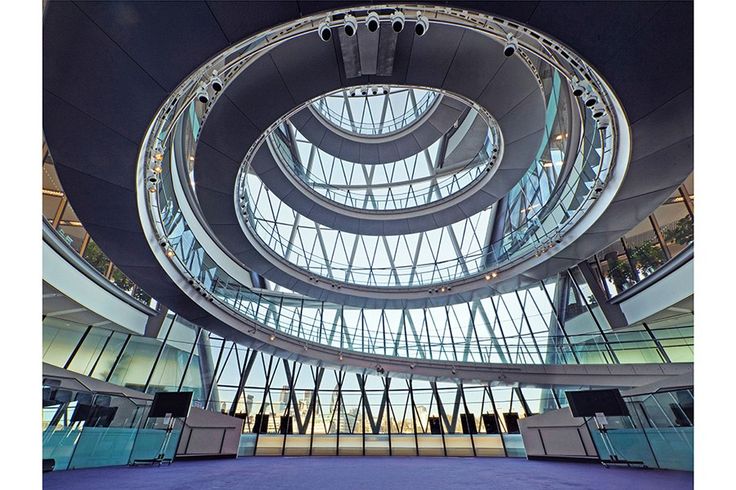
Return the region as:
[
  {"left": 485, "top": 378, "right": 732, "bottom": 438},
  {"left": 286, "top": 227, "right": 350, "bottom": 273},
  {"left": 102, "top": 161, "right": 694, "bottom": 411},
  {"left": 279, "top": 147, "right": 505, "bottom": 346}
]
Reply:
[
  {"left": 587, "top": 179, "right": 694, "bottom": 298},
  {"left": 42, "top": 377, "right": 183, "bottom": 470},
  {"left": 585, "top": 387, "right": 693, "bottom": 471},
  {"left": 312, "top": 87, "right": 439, "bottom": 137},
  {"left": 153, "top": 181, "right": 695, "bottom": 363},
  {"left": 264, "top": 112, "right": 499, "bottom": 211},
  {"left": 43, "top": 151, "right": 156, "bottom": 309},
  {"left": 140, "top": 84, "right": 645, "bottom": 362},
  {"left": 235, "top": 105, "right": 609, "bottom": 288}
]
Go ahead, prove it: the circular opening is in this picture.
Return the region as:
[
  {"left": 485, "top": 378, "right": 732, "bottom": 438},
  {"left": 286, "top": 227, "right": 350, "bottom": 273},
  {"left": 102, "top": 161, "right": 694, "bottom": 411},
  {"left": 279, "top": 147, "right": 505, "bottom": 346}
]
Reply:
[
  {"left": 415, "top": 23, "right": 425, "bottom": 36},
  {"left": 368, "top": 19, "right": 379, "bottom": 32},
  {"left": 345, "top": 25, "right": 355, "bottom": 36},
  {"left": 321, "top": 28, "right": 331, "bottom": 41},
  {"left": 504, "top": 46, "right": 515, "bottom": 57},
  {"left": 392, "top": 21, "right": 403, "bottom": 32}
]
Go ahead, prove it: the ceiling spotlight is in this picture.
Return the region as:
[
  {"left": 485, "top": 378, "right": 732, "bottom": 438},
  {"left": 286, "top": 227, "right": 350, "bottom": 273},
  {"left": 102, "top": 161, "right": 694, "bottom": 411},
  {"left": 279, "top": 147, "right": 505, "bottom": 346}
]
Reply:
[
  {"left": 152, "top": 165, "right": 163, "bottom": 174},
  {"left": 491, "top": 271, "right": 498, "bottom": 278},
  {"left": 592, "top": 104, "right": 606, "bottom": 119},
  {"left": 451, "top": 366, "right": 457, "bottom": 375},
  {"left": 541, "top": 160, "right": 553, "bottom": 168},
  {"left": 165, "top": 248, "right": 175, "bottom": 258},
  {"left": 148, "top": 186, "right": 157, "bottom": 193},
  {"left": 153, "top": 152, "right": 164, "bottom": 162},
  {"left": 391, "top": 10, "right": 405, "bottom": 33},
  {"left": 597, "top": 114, "right": 611, "bottom": 130},
  {"left": 366, "top": 11, "right": 380, "bottom": 32},
  {"left": 344, "top": 14, "right": 358, "bottom": 37},
  {"left": 504, "top": 33, "right": 518, "bottom": 57},
  {"left": 318, "top": 18, "right": 332, "bottom": 42},
  {"left": 371, "top": 87, "right": 379, "bottom": 95},
  {"left": 571, "top": 77, "right": 585, "bottom": 97},
  {"left": 303, "top": 344, "right": 309, "bottom": 351},
  {"left": 339, "top": 352, "right": 344, "bottom": 361},
  {"left": 440, "top": 286, "right": 446, "bottom": 293},
  {"left": 360, "top": 86, "right": 368, "bottom": 96},
  {"left": 415, "top": 11, "right": 429, "bottom": 36},
  {"left": 269, "top": 334, "right": 275, "bottom": 341},
  {"left": 210, "top": 72, "right": 223, "bottom": 92},
  {"left": 410, "top": 363, "right": 416, "bottom": 370},
  {"left": 196, "top": 86, "right": 209, "bottom": 104},
  {"left": 485, "top": 274, "right": 492, "bottom": 281},
  {"left": 584, "top": 90, "right": 597, "bottom": 108}
]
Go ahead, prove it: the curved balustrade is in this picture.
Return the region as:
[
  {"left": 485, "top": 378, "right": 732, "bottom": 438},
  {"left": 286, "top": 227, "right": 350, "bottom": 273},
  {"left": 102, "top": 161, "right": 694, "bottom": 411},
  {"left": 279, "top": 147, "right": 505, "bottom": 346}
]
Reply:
[
  {"left": 138, "top": 5, "right": 630, "bottom": 360},
  {"left": 265, "top": 116, "right": 499, "bottom": 212},
  {"left": 153, "top": 148, "right": 688, "bottom": 364},
  {"left": 311, "top": 87, "right": 440, "bottom": 137},
  {"left": 236, "top": 79, "right": 611, "bottom": 288}
]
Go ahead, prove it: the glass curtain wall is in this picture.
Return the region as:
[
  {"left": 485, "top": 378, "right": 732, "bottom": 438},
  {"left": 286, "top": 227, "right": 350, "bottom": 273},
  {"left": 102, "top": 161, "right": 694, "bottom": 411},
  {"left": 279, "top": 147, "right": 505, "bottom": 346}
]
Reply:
[
  {"left": 43, "top": 145, "right": 155, "bottom": 307},
  {"left": 587, "top": 174, "right": 694, "bottom": 297},
  {"left": 44, "top": 309, "right": 692, "bottom": 459}
]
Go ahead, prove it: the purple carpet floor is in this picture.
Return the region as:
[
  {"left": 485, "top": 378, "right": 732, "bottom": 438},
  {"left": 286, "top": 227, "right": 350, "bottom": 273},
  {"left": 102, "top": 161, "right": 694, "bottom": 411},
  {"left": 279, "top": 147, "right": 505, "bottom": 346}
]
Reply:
[{"left": 43, "top": 457, "right": 693, "bottom": 490}]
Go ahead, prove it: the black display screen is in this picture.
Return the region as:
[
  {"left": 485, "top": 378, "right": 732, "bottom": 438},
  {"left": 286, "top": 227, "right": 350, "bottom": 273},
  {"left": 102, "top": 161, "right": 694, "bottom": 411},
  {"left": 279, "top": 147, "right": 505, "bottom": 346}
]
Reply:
[{"left": 566, "top": 389, "right": 629, "bottom": 417}]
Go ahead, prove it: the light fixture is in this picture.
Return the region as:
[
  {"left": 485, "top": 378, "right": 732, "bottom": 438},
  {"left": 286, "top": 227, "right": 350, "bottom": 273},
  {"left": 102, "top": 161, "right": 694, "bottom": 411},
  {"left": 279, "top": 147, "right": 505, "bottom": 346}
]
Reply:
[
  {"left": 153, "top": 152, "right": 164, "bottom": 161},
  {"left": 152, "top": 165, "right": 163, "bottom": 174},
  {"left": 318, "top": 18, "right": 332, "bottom": 42},
  {"left": 571, "top": 77, "right": 585, "bottom": 97},
  {"left": 366, "top": 11, "right": 380, "bottom": 32},
  {"left": 504, "top": 33, "right": 518, "bottom": 57},
  {"left": 440, "top": 286, "right": 446, "bottom": 293},
  {"left": 196, "top": 86, "right": 209, "bottom": 104},
  {"left": 210, "top": 71, "right": 223, "bottom": 92},
  {"left": 451, "top": 366, "right": 457, "bottom": 375},
  {"left": 165, "top": 248, "right": 175, "bottom": 258},
  {"left": 410, "top": 363, "right": 416, "bottom": 370},
  {"left": 269, "top": 334, "right": 275, "bottom": 341},
  {"left": 189, "top": 155, "right": 195, "bottom": 161},
  {"left": 584, "top": 90, "right": 597, "bottom": 108},
  {"left": 597, "top": 114, "right": 611, "bottom": 130},
  {"left": 541, "top": 160, "right": 553, "bottom": 168},
  {"left": 491, "top": 271, "right": 498, "bottom": 278},
  {"left": 415, "top": 11, "right": 429, "bottom": 36},
  {"left": 339, "top": 352, "right": 344, "bottom": 361},
  {"left": 344, "top": 14, "right": 358, "bottom": 37},
  {"left": 485, "top": 274, "right": 492, "bottom": 281},
  {"left": 390, "top": 10, "right": 405, "bottom": 33},
  {"left": 148, "top": 186, "right": 157, "bottom": 193}
]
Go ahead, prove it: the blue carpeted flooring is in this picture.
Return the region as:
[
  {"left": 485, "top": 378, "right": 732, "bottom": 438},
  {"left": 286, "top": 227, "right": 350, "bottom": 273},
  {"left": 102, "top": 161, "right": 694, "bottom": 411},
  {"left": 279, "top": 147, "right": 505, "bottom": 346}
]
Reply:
[{"left": 43, "top": 457, "right": 693, "bottom": 490}]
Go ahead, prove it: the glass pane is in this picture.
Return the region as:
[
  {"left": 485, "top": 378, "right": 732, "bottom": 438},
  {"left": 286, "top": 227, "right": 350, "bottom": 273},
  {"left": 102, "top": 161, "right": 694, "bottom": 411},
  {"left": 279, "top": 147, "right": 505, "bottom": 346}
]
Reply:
[
  {"left": 82, "top": 239, "right": 111, "bottom": 276},
  {"left": 655, "top": 189, "right": 693, "bottom": 257},
  {"left": 43, "top": 318, "right": 86, "bottom": 367},
  {"left": 89, "top": 332, "right": 128, "bottom": 381},
  {"left": 67, "top": 328, "right": 114, "bottom": 376},
  {"left": 110, "top": 266, "right": 136, "bottom": 295},
  {"left": 43, "top": 194, "right": 63, "bottom": 223}
]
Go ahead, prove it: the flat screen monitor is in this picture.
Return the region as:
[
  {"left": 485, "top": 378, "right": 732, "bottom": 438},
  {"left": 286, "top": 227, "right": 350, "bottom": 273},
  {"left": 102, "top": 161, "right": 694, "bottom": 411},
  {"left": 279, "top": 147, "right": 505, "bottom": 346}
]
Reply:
[
  {"left": 566, "top": 389, "right": 629, "bottom": 417},
  {"left": 149, "top": 391, "right": 193, "bottom": 418}
]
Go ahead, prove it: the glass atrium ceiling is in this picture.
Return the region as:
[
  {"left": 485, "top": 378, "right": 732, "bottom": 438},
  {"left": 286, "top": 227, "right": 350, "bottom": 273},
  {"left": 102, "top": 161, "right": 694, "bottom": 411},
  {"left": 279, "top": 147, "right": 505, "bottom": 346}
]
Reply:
[{"left": 311, "top": 86, "right": 439, "bottom": 137}]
